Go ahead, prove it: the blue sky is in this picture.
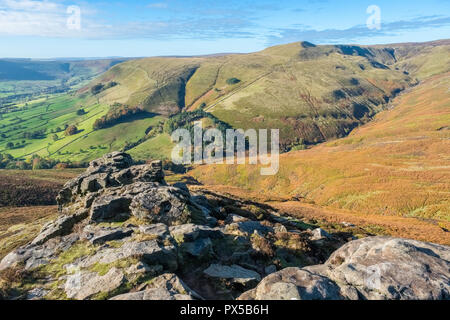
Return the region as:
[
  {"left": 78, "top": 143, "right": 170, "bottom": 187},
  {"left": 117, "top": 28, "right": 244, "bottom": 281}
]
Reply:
[{"left": 0, "top": 0, "right": 450, "bottom": 58}]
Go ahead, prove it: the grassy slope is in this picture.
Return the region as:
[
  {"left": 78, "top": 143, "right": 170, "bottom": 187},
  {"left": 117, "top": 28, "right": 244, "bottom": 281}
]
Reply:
[
  {"left": 190, "top": 72, "right": 450, "bottom": 223},
  {"left": 0, "top": 206, "right": 58, "bottom": 260},
  {"left": 83, "top": 41, "right": 450, "bottom": 150},
  {"left": 0, "top": 169, "right": 82, "bottom": 259},
  {"left": 1, "top": 40, "right": 448, "bottom": 163},
  {"left": 377, "top": 40, "right": 450, "bottom": 79},
  {"left": 0, "top": 93, "right": 171, "bottom": 162},
  {"left": 0, "top": 169, "right": 82, "bottom": 206}
]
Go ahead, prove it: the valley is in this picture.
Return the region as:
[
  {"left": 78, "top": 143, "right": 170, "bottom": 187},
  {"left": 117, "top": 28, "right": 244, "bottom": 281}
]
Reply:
[
  {"left": 0, "top": 40, "right": 449, "bottom": 245},
  {"left": 0, "top": 40, "right": 449, "bottom": 300},
  {"left": 2, "top": 40, "right": 449, "bottom": 166},
  {"left": 190, "top": 72, "right": 450, "bottom": 237}
]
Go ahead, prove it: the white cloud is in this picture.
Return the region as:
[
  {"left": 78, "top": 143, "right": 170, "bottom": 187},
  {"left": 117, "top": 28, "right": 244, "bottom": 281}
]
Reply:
[
  {"left": 1, "top": 0, "right": 60, "bottom": 12},
  {"left": 0, "top": 0, "right": 254, "bottom": 40},
  {"left": 0, "top": 0, "right": 80, "bottom": 36},
  {"left": 147, "top": 2, "right": 168, "bottom": 9}
]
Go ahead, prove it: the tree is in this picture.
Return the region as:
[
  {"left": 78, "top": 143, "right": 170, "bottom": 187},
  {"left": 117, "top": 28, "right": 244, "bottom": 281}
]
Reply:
[
  {"left": 92, "top": 104, "right": 143, "bottom": 130},
  {"left": 6, "top": 142, "right": 14, "bottom": 149},
  {"left": 52, "top": 134, "right": 59, "bottom": 141},
  {"left": 226, "top": 77, "right": 241, "bottom": 85},
  {"left": 16, "top": 161, "right": 29, "bottom": 170},
  {"left": 76, "top": 109, "right": 86, "bottom": 116},
  {"left": 65, "top": 125, "right": 78, "bottom": 136},
  {"left": 54, "top": 162, "right": 68, "bottom": 169},
  {"left": 91, "top": 84, "right": 104, "bottom": 95},
  {"left": 32, "top": 157, "right": 43, "bottom": 170}
]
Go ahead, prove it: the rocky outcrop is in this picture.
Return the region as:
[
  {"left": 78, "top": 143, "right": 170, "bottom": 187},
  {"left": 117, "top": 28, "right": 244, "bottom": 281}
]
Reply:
[
  {"left": 1, "top": 152, "right": 449, "bottom": 301},
  {"left": 203, "top": 264, "right": 261, "bottom": 288},
  {"left": 239, "top": 267, "right": 344, "bottom": 300},
  {"left": 110, "top": 273, "right": 199, "bottom": 300},
  {"left": 65, "top": 267, "right": 125, "bottom": 300},
  {"left": 31, "top": 210, "right": 87, "bottom": 245},
  {"left": 56, "top": 152, "right": 165, "bottom": 210},
  {"left": 238, "top": 237, "right": 450, "bottom": 300}
]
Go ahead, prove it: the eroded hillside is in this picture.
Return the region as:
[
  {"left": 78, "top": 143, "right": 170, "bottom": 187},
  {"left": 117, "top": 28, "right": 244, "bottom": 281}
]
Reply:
[
  {"left": 190, "top": 72, "right": 450, "bottom": 228},
  {"left": 83, "top": 41, "right": 449, "bottom": 150},
  {"left": 1, "top": 40, "right": 449, "bottom": 163}
]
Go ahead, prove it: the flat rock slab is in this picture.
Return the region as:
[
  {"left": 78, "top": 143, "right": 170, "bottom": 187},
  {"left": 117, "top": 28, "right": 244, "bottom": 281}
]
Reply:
[
  {"left": 32, "top": 210, "right": 87, "bottom": 245},
  {"left": 203, "top": 264, "right": 261, "bottom": 287},
  {"left": 170, "top": 224, "right": 223, "bottom": 242},
  {"left": 79, "top": 240, "right": 178, "bottom": 271},
  {"left": 245, "top": 267, "right": 344, "bottom": 300},
  {"left": 110, "top": 287, "right": 193, "bottom": 300},
  {"left": 65, "top": 267, "right": 125, "bottom": 300},
  {"left": 182, "top": 238, "right": 213, "bottom": 258},
  {"left": 110, "top": 273, "right": 198, "bottom": 300},
  {"left": 0, "top": 234, "right": 79, "bottom": 271},
  {"left": 83, "top": 226, "right": 133, "bottom": 245},
  {"left": 139, "top": 223, "right": 169, "bottom": 238}
]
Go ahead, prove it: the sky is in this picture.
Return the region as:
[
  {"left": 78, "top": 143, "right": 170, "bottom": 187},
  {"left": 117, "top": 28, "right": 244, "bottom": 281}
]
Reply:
[{"left": 0, "top": 0, "right": 450, "bottom": 58}]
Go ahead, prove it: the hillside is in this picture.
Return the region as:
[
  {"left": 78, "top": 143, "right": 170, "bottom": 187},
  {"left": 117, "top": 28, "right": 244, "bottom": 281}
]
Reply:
[
  {"left": 85, "top": 41, "right": 431, "bottom": 150},
  {"left": 0, "top": 58, "right": 126, "bottom": 102},
  {"left": 0, "top": 40, "right": 449, "bottom": 163},
  {"left": 190, "top": 72, "right": 450, "bottom": 225}
]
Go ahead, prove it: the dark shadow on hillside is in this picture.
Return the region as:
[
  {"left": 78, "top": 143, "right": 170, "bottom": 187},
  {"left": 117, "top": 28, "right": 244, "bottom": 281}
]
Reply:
[{"left": 95, "top": 112, "right": 159, "bottom": 130}]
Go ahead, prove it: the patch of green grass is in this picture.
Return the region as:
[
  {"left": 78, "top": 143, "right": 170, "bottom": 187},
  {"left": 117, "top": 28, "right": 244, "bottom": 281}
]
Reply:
[
  {"left": 89, "top": 258, "right": 139, "bottom": 277},
  {"left": 127, "top": 133, "right": 174, "bottom": 161},
  {"left": 36, "top": 241, "right": 96, "bottom": 278}
]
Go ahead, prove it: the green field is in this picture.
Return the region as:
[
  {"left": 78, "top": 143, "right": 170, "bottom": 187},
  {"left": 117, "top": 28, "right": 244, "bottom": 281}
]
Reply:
[
  {"left": 0, "top": 58, "right": 127, "bottom": 101},
  {"left": 0, "top": 94, "right": 172, "bottom": 162}
]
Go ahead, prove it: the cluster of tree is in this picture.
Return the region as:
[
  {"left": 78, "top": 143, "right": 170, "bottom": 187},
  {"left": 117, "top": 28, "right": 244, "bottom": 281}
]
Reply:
[
  {"left": 91, "top": 81, "right": 118, "bottom": 95},
  {"left": 93, "top": 103, "right": 144, "bottom": 130},
  {"left": 0, "top": 153, "right": 14, "bottom": 167},
  {"left": 0, "top": 86, "right": 70, "bottom": 108},
  {"left": 5, "top": 140, "right": 27, "bottom": 150},
  {"left": 22, "top": 128, "right": 46, "bottom": 140},
  {"left": 64, "top": 125, "right": 78, "bottom": 136},
  {"left": 0, "top": 153, "right": 88, "bottom": 170},
  {"left": 49, "top": 126, "right": 65, "bottom": 133},
  {"left": 226, "top": 77, "right": 241, "bottom": 85},
  {"left": 163, "top": 109, "right": 230, "bottom": 135}
]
